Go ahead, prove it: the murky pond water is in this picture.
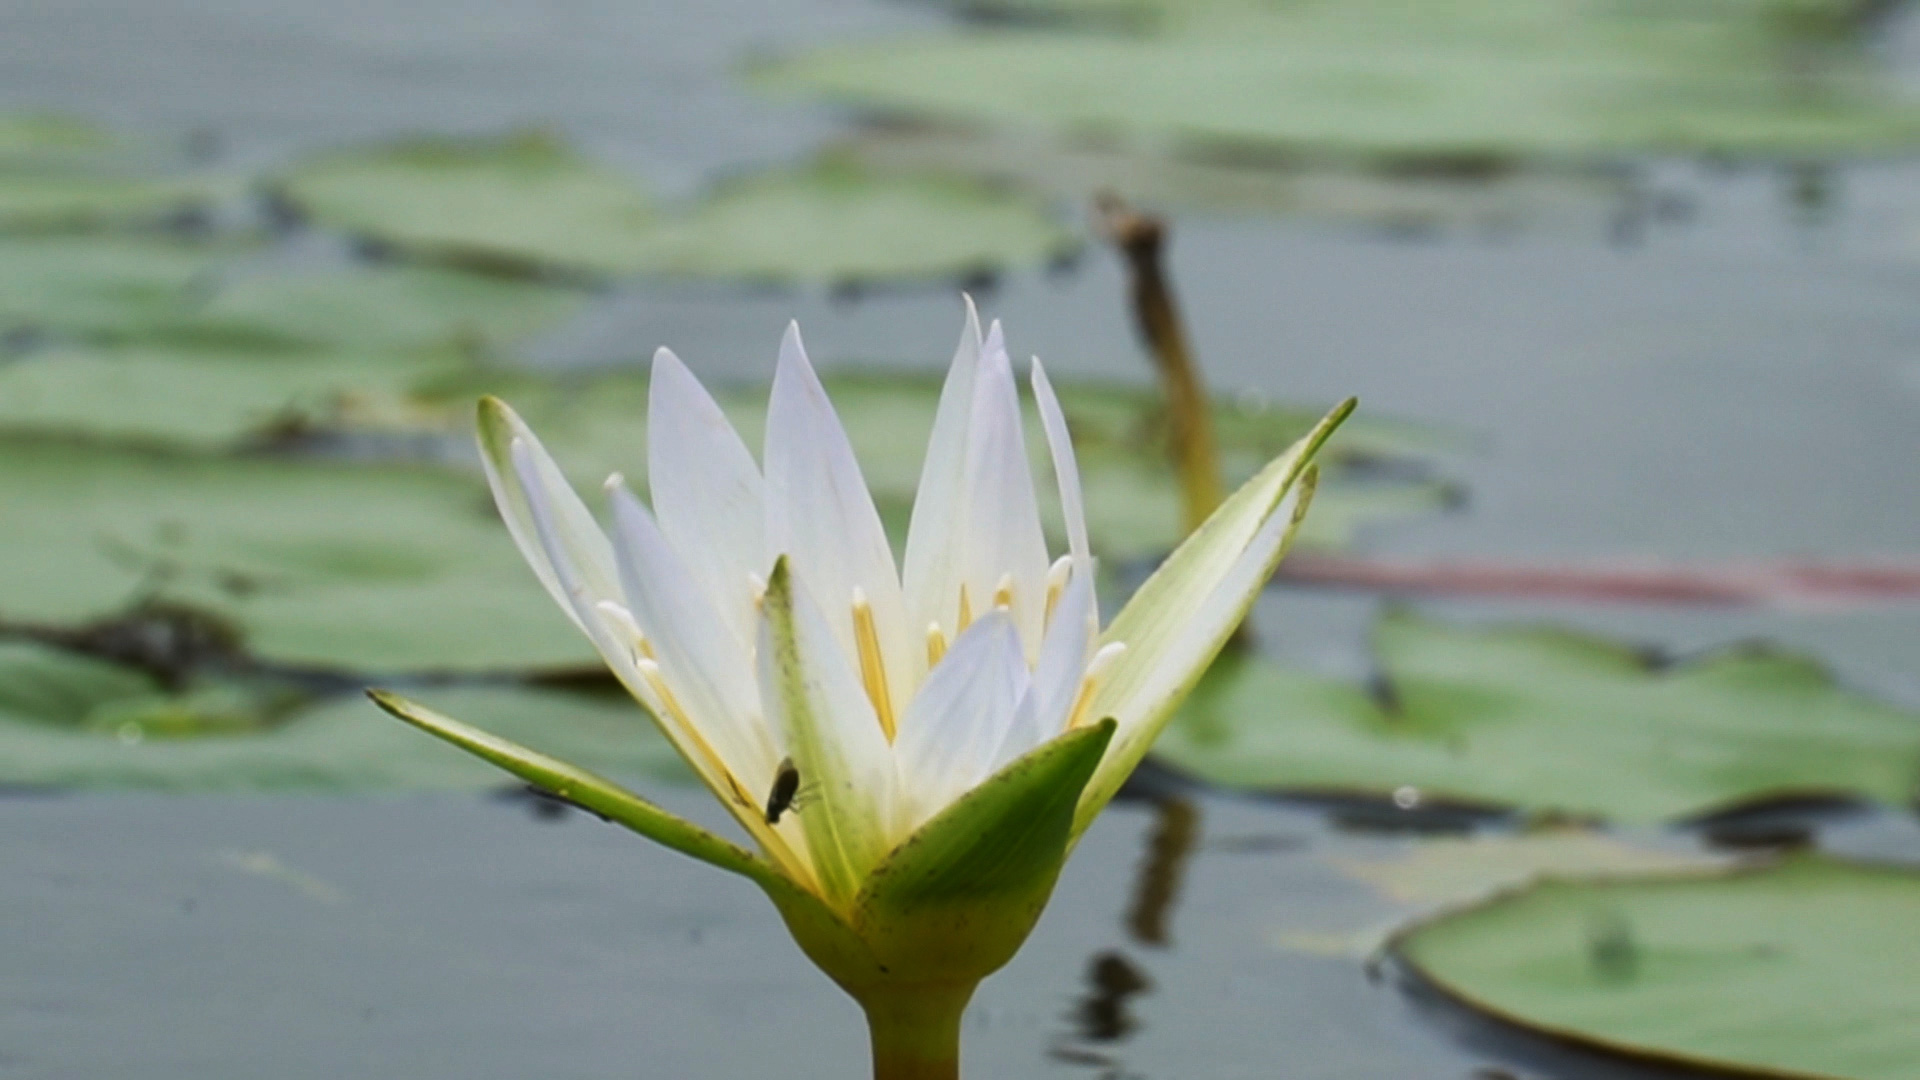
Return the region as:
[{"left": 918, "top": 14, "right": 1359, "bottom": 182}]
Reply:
[{"left": 3, "top": 0, "right": 1918, "bottom": 1076}]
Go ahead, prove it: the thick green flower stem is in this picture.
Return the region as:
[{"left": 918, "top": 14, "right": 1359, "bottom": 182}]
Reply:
[{"left": 860, "top": 982, "right": 975, "bottom": 1080}]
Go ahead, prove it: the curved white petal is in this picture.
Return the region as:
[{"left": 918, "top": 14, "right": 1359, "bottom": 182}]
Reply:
[
  {"left": 958, "top": 321, "right": 1052, "bottom": 656},
  {"left": 1022, "top": 568, "right": 1095, "bottom": 741},
  {"left": 479, "top": 398, "right": 620, "bottom": 631},
  {"left": 759, "top": 560, "right": 902, "bottom": 905},
  {"left": 764, "top": 322, "right": 917, "bottom": 724},
  {"left": 901, "top": 297, "right": 983, "bottom": 642},
  {"left": 895, "top": 610, "right": 1031, "bottom": 825},
  {"left": 1029, "top": 357, "right": 1093, "bottom": 614},
  {"left": 607, "top": 481, "right": 778, "bottom": 795},
  {"left": 1076, "top": 466, "right": 1321, "bottom": 836},
  {"left": 647, "top": 347, "right": 766, "bottom": 648}
]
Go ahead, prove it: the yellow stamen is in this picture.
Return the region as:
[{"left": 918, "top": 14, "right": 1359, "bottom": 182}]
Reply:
[
  {"left": 926, "top": 621, "right": 948, "bottom": 668},
  {"left": 1043, "top": 555, "right": 1072, "bottom": 628},
  {"left": 748, "top": 572, "right": 768, "bottom": 612},
  {"left": 956, "top": 585, "right": 974, "bottom": 634},
  {"left": 636, "top": 656, "right": 814, "bottom": 889},
  {"left": 1065, "top": 642, "right": 1127, "bottom": 731},
  {"left": 992, "top": 572, "right": 1015, "bottom": 610},
  {"left": 851, "top": 587, "right": 897, "bottom": 741}
]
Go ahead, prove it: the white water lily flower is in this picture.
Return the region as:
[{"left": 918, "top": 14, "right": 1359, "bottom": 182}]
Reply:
[{"left": 371, "top": 301, "right": 1348, "bottom": 1080}]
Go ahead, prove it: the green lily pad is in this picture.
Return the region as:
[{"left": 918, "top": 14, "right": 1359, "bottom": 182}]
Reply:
[
  {"left": 0, "top": 235, "right": 233, "bottom": 341},
  {"left": 153, "top": 265, "right": 586, "bottom": 354},
  {"left": 406, "top": 364, "right": 1463, "bottom": 556},
  {"left": 757, "top": 0, "right": 1920, "bottom": 163},
  {"left": 1154, "top": 611, "right": 1920, "bottom": 822},
  {"left": 0, "top": 346, "right": 455, "bottom": 450},
  {"left": 836, "top": 125, "right": 1625, "bottom": 231},
  {"left": 1395, "top": 856, "right": 1920, "bottom": 1080},
  {"left": 616, "top": 158, "right": 1076, "bottom": 286},
  {"left": 0, "top": 647, "right": 687, "bottom": 789},
  {"left": 272, "top": 129, "right": 662, "bottom": 278},
  {"left": 0, "top": 113, "right": 235, "bottom": 232},
  {"left": 1275, "top": 828, "right": 1726, "bottom": 958},
  {"left": 0, "top": 438, "right": 591, "bottom": 673}
]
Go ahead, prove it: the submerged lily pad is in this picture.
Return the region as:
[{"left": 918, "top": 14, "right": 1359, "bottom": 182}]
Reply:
[
  {"left": 0, "top": 651, "right": 686, "bottom": 790},
  {"left": 757, "top": 0, "right": 1920, "bottom": 163},
  {"left": 1396, "top": 856, "right": 1920, "bottom": 1080},
  {"left": 1153, "top": 611, "right": 1920, "bottom": 822},
  {"left": 273, "top": 130, "right": 662, "bottom": 278},
  {"left": 0, "top": 438, "right": 591, "bottom": 673},
  {"left": 405, "top": 364, "right": 1462, "bottom": 556},
  {"left": 617, "top": 158, "right": 1075, "bottom": 286}
]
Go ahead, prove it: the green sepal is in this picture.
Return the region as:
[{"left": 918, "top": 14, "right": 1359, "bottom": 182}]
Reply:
[
  {"left": 369, "top": 689, "right": 777, "bottom": 887},
  {"left": 369, "top": 689, "right": 881, "bottom": 982},
  {"left": 823, "top": 718, "right": 1117, "bottom": 992}
]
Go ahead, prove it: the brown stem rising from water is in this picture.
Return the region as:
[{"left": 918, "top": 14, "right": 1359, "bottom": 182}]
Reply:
[{"left": 1096, "top": 192, "right": 1225, "bottom": 536}]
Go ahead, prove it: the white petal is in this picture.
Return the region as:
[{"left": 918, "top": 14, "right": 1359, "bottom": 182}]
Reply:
[
  {"left": 507, "top": 437, "right": 619, "bottom": 632},
  {"left": 478, "top": 399, "right": 620, "bottom": 632},
  {"left": 901, "top": 297, "right": 983, "bottom": 643},
  {"left": 1020, "top": 568, "right": 1095, "bottom": 742},
  {"left": 763, "top": 321, "right": 916, "bottom": 722},
  {"left": 958, "top": 321, "right": 1052, "bottom": 656},
  {"left": 1029, "top": 357, "right": 1093, "bottom": 607},
  {"left": 608, "top": 480, "right": 778, "bottom": 795},
  {"left": 1079, "top": 469, "right": 1320, "bottom": 836},
  {"left": 759, "top": 560, "right": 902, "bottom": 904},
  {"left": 647, "top": 347, "right": 765, "bottom": 648},
  {"left": 895, "top": 610, "right": 1032, "bottom": 825}
]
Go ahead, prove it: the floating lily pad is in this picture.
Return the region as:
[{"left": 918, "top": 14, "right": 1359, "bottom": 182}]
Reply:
[
  {"left": 0, "top": 648, "right": 687, "bottom": 790},
  {"left": 0, "top": 113, "right": 234, "bottom": 232},
  {"left": 272, "top": 130, "right": 662, "bottom": 278},
  {"left": 1275, "top": 829, "right": 1726, "bottom": 958},
  {"left": 0, "top": 347, "right": 454, "bottom": 449},
  {"left": 836, "top": 125, "right": 1626, "bottom": 231},
  {"left": 757, "top": 0, "right": 1920, "bottom": 163},
  {"left": 1153, "top": 611, "right": 1920, "bottom": 822},
  {"left": 405, "top": 364, "right": 1463, "bottom": 556},
  {"left": 0, "top": 438, "right": 590, "bottom": 673},
  {"left": 617, "top": 158, "right": 1076, "bottom": 286},
  {"left": 1395, "top": 856, "right": 1920, "bottom": 1080},
  {"left": 0, "top": 236, "right": 232, "bottom": 342},
  {"left": 153, "top": 265, "right": 586, "bottom": 353}
]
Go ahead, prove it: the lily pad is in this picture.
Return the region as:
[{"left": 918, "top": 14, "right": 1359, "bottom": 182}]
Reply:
[
  {"left": 1275, "top": 828, "right": 1726, "bottom": 958},
  {"left": 836, "top": 125, "right": 1625, "bottom": 232},
  {"left": 0, "top": 113, "right": 234, "bottom": 232},
  {"left": 0, "top": 236, "right": 232, "bottom": 342},
  {"left": 405, "top": 364, "right": 1463, "bottom": 556},
  {"left": 1395, "top": 856, "right": 1920, "bottom": 1080},
  {"left": 757, "top": 0, "right": 1920, "bottom": 163},
  {"left": 153, "top": 265, "right": 586, "bottom": 354},
  {"left": 272, "top": 130, "right": 662, "bottom": 278},
  {"left": 0, "top": 346, "right": 455, "bottom": 450},
  {"left": 0, "top": 647, "right": 686, "bottom": 790},
  {"left": 0, "top": 438, "right": 591, "bottom": 673},
  {"left": 1153, "top": 611, "right": 1920, "bottom": 822},
  {"left": 617, "top": 158, "right": 1076, "bottom": 286}
]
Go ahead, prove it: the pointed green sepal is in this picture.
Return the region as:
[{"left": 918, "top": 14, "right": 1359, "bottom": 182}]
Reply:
[
  {"left": 369, "top": 689, "right": 777, "bottom": 888},
  {"left": 834, "top": 718, "right": 1117, "bottom": 991}
]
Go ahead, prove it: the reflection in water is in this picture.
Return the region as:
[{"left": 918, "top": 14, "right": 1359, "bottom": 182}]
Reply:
[
  {"left": 1051, "top": 951, "right": 1153, "bottom": 1079},
  {"left": 1054, "top": 798, "right": 1203, "bottom": 1078},
  {"left": 1127, "top": 797, "right": 1200, "bottom": 947}
]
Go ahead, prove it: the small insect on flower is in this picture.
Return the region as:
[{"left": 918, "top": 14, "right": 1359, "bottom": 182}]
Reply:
[
  {"left": 764, "top": 757, "right": 802, "bottom": 825},
  {"left": 367, "top": 299, "right": 1349, "bottom": 1080}
]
